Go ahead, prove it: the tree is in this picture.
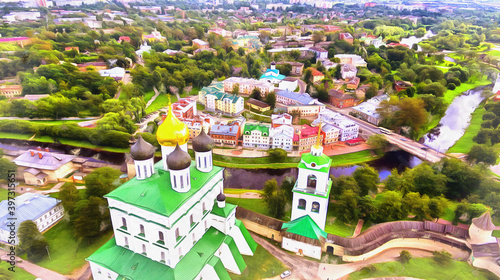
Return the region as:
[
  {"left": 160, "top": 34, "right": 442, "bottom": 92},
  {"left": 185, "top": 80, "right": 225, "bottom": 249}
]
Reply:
[
  {"left": 262, "top": 179, "right": 287, "bottom": 219},
  {"left": 353, "top": 165, "right": 379, "bottom": 196},
  {"left": 17, "top": 220, "right": 41, "bottom": 252},
  {"left": 398, "top": 250, "right": 412, "bottom": 266},
  {"left": 250, "top": 88, "right": 262, "bottom": 101},
  {"left": 281, "top": 176, "right": 296, "bottom": 203},
  {"left": 429, "top": 196, "right": 448, "bottom": 220},
  {"left": 439, "top": 158, "right": 482, "bottom": 200},
  {"left": 375, "top": 191, "right": 409, "bottom": 222},
  {"left": 27, "top": 239, "right": 49, "bottom": 263},
  {"left": 232, "top": 83, "right": 240, "bottom": 95},
  {"left": 59, "top": 182, "right": 80, "bottom": 217},
  {"left": 407, "top": 163, "right": 447, "bottom": 197},
  {"left": 432, "top": 250, "right": 452, "bottom": 266},
  {"left": 366, "top": 134, "right": 390, "bottom": 155},
  {"left": 265, "top": 92, "right": 276, "bottom": 108},
  {"left": 331, "top": 175, "right": 360, "bottom": 199},
  {"left": 84, "top": 167, "right": 122, "bottom": 199},
  {"left": 0, "top": 157, "right": 17, "bottom": 182},
  {"left": 333, "top": 190, "right": 360, "bottom": 224},
  {"left": 467, "top": 144, "right": 498, "bottom": 166},
  {"left": 73, "top": 197, "right": 107, "bottom": 238},
  {"left": 267, "top": 148, "right": 287, "bottom": 162}
]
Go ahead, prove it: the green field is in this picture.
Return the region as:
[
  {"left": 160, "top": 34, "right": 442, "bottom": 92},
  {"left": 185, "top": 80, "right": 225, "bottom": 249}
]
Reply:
[
  {"left": 348, "top": 257, "right": 497, "bottom": 280},
  {"left": 324, "top": 216, "right": 356, "bottom": 237},
  {"left": 29, "top": 120, "right": 86, "bottom": 125},
  {"left": 34, "top": 219, "right": 113, "bottom": 275},
  {"left": 448, "top": 103, "right": 486, "bottom": 153},
  {"left": 143, "top": 90, "right": 155, "bottom": 104},
  {"left": 442, "top": 78, "right": 491, "bottom": 104},
  {"left": 226, "top": 197, "right": 270, "bottom": 216},
  {"left": 0, "top": 262, "right": 36, "bottom": 280},
  {"left": 486, "top": 49, "right": 500, "bottom": 58},
  {"left": 145, "top": 93, "right": 178, "bottom": 114},
  {"left": 229, "top": 245, "right": 287, "bottom": 280}
]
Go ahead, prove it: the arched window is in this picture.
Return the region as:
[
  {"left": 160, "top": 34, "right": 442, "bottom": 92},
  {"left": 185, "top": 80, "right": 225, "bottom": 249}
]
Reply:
[
  {"left": 140, "top": 224, "right": 145, "bottom": 236},
  {"left": 121, "top": 217, "right": 127, "bottom": 229},
  {"left": 312, "top": 202, "right": 320, "bottom": 213},
  {"left": 159, "top": 231, "right": 164, "bottom": 243},
  {"left": 161, "top": 252, "right": 165, "bottom": 262},
  {"left": 307, "top": 174, "right": 317, "bottom": 189},
  {"left": 298, "top": 199, "right": 306, "bottom": 210}
]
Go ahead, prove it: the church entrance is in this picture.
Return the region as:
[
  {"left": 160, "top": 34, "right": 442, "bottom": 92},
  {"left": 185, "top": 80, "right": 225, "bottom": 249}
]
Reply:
[{"left": 326, "top": 246, "right": 334, "bottom": 255}]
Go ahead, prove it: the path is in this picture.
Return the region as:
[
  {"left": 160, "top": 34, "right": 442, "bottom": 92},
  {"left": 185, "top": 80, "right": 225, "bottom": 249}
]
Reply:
[
  {"left": 351, "top": 219, "right": 364, "bottom": 238},
  {"left": 0, "top": 250, "right": 68, "bottom": 280},
  {"left": 251, "top": 232, "right": 320, "bottom": 280},
  {"left": 146, "top": 86, "right": 161, "bottom": 108}
]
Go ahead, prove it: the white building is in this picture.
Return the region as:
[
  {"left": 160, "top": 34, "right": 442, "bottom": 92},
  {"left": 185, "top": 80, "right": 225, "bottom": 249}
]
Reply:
[
  {"left": 259, "top": 62, "right": 286, "bottom": 85},
  {"left": 87, "top": 105, "right": 257, "bottom": 280},
  {"left": 242, "top": 124, "right": 271, "bottom": 149},
  {"left": 341, "top": 64, "right": 357, "bottom": 80},
  {"left": 350, "top": 94, "right": 390, "bottom": 126},
  {"left": 309, "top": 46, "right": 328, "bottom": 60},
  {"left": 278, "top": 77, "right": 299, "bottom": 92},
  {"left": 270, "top": 125, "right": 294, "bottom": 151},
  {"left": 135, "top": 42, "right": 153, "bottom": 59},
  {"left": 98, "top": 67, "right": 125, "bottom": 81},
  {"left": 322, "top": 124, "right": 340, "bottom": 144},
  {"left": 0, "top": 193, "right": 63, "bottom": 244},
  {"left": 313, "top": 110, "right": 359, "bottom": 141},
  {"left": 334, "top": 54, "right": 367, "bottom": 68},
  {"left": 224, "top": 77, "right": 274, "bottom": 97},
  {"left": 271, "top": 113, "right": 293, "bottom": 127}
]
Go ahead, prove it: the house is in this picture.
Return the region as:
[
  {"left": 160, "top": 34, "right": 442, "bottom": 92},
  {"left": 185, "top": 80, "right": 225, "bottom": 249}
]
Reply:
[
  {"left": 135, "top": 42, "right": 152, "bottom": 59},
  {"left": 259, "top": 62, "right": 286, "bottom": 85},
  {"left": 279, "top": 77, "right": 299, "bottom": 92},
  {"left": 160, "top": 98, "right": 198, "bottom": 121},
  {"left": 345, "top": 77, "right": 361, "bottom": 90},
  {"left": 308, "top": 68, "right": 325, "bottom": 84},
  {"left": 286, "top": 104, "right": 325, "bottom": 117},
  {"left": 194, "top": 48, "right": 217, "bottom": 55},
  {"left": 210, "top": 123, "right": 241, "bottom": 146},
  {"left": 164, "top": 49, "right": 186, "bottom": 56},
  {"left": 334, "top": 54, "right": 367, "bottom": 67},
  {"left": 99, "top": 67, "right": 125, "bottom": 81},
  {"left": 309, "top": 46, "right": 328, "bottom": 60},
  {"left": 394, "top": 81, "right": 413, "bottom": 92},
  {"left": 270, "top": 125, "right": 294, "bottom": 151},
  {"left": 193, "top": 39, "right": 209, "bottom": 50},
  {"left": 14, "top": 147, "right": 76, "bottom": 186},
  {"left": 0, "top": 193, "right": 64, "bottom": 244},
  {"left": 64, "top": 46, "right": 80, "bottom": 53},
  {"left": 118, "top": 36, "right": 131, "bottom": 43},
  {"left": 142, "top": 29, "right": 166, "bottom": 42},
  {"left": 276, "top": 62, "right": 304, "bottom": 76},
  {"left": 223, "top": 77, "right": 274, "bottom": 97},
  {"left": 0, "top": 85, "right": 22, "bottom": 98},
  {"left": 246, "top": 98, "right": 271, "bottom": 112},
  {"left": 294, "top": 125, "right": 324, "bottom": 151},
  {"left": 203, "top": 90, "right": 243, "bottom": 116},
  {"left": 321, "top": 124, "right": 340, "bottom": 144},
  {"left": 243, "top": 124, "right": 271, "bottom": 149},
  {"left": 87, "top": 110, "right": 256, "bottom": 280},
  {"left": 313, "top": 110, "right": 359, "bottom": 141},
  {"left": 350, "top": 94, "right": 389, "bottom": 126},
  {"left": 271, "top": 113, "right": 293, "bottom": 128},
  {"left": 275, "top": 90, "right": 318, "bottom": 106},
  {"left": 339, "top": 33, "right": 354, "bottom": 44},
  {"left": 182, "top": 116, "right": 213, "bottom": 139},
  {"left": 328, "top": 90, "right": 358, "bottom": 108},
  {"left": 341, "top": 64, "right": 357, "bottom": 80}
]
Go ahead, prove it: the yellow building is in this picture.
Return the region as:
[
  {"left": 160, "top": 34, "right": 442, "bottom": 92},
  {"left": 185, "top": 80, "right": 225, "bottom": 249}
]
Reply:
[{"left": 0, "top": 85, "right": 22, "bottom": 98}]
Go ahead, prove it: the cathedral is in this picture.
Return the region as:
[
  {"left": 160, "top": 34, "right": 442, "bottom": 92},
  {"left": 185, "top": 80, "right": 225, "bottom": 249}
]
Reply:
[{"left": 87, "top": 103, "right": 257, "bottom": 280}]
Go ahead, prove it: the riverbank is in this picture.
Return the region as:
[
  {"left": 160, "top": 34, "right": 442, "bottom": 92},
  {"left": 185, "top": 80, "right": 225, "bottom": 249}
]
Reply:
[{"left": 447, "top": 102, "right": 486, "bottom": 153}]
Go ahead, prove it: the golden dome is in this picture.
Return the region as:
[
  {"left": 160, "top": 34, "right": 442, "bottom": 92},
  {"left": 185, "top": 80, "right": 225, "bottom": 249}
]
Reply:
[{"left": 156, "top": 103, "right": 189, "bottom": 146}]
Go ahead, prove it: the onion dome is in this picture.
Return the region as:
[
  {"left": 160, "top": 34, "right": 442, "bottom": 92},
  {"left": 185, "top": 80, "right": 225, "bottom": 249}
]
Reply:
[
  {"left": 217, "top": 193, "right": 226, "bottom": 201},
  {"left": 271, "top": 61, "right": 276, "bottom": 65},
  {"left": 192, "top": 129, "right": 215, "bottom": 152},
  {"left": 156, "top": 103, "right": 189, "bottom": 146},
  {"left": 166, "top": 144, "right": 191, "bottom": 170},
  {"left": 472, "top": 211, "right": 496, "bottom": 231},
  {"left": 130, "top": 135, "right": 155, "bottom": 160}
]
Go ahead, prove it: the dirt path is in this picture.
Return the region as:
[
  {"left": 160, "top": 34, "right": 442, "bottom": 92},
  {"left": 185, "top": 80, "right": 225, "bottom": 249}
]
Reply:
[
  {"left": 251, "top": 232, "right": 320, "bottom": 280},
  {"left": 0, "top": 250, "right": 68, "bottom": 280}
]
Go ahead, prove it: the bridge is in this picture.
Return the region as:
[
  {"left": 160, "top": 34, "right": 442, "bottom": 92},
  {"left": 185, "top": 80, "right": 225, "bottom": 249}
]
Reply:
[{"left": 327, "top": 105, "right": 450, "bottom": 163}]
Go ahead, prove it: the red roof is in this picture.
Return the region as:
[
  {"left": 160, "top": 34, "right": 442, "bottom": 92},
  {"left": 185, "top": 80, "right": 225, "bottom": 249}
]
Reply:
[
  {"left": 347, "top": 138, "right": 363, "bottom": 144},
  {"left": 300, "top": 125, "right": 319, "bottom": 138},
  {"left": 0, "top": 37, "right": 30, "bottom": 43},
  {"left": 309, "top": 68, "right": 324, "bottom": 77}
]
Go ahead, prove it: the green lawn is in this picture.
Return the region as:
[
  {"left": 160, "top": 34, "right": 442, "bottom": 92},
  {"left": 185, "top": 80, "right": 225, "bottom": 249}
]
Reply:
[
  {"left": 348, "top": 257, "right": 497, "bottom": 280},
  {"left": 29, "top": 120, "right": 86, "bottom": 125},
  {"left": 0, "top": 262, "right": 36, "bottom": 280},
  {"left": 225, "top": 188, "right": 263, "bottom": 195},
  {"left": 0, "top": 188, "right": 9, "bottom": 201},
  {"left": 0, "top": 132, "right": 53, "bottom": 142},
  {"left": 441, "top": 201, "right": 458, "bottom": 222},
  {"left": 493, "top": 230, "right": 500, "bottom": 238},
  {"left": 145, "top": 93, "right": 178, "bottom": 114},
  {"left": 486, "top": 49, "right": 500, "bottom": 59},
  {"left": 226, "top": 197, "right": 270, "bottom": 217},
  {"left": 448, "top": 103, "right": 486, "bottom": 153},
  {"left": 442, "top": 78, "right": 491, "bottom": 104},
  {"left": 229, "top": 245, "right": 288, "bottom": 280},
  {"left": 143, "top": 90, "right": 155, "bottom": 104},
  {"left": 34, "top": 219, "right": 113, "bottom": 275},
  {"left": 325, "top": 213, "right": 356, "bottom": 237}
]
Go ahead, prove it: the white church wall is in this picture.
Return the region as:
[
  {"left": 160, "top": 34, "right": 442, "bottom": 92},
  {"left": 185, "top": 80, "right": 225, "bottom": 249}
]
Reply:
[
  {"left": 290, "top": 192, "right": 328, "bottom": 229},
  {"left": 218, "top": 243, "right": 241, "bottom": 274},
  {"left": 89, "top": 262, "right": 119, "bottom": 280},
  {"left": 296, "top": 168, "right": 330, "bottom": 194},
  {"left": 196, "top": 263, "right": 221, "bottom": 280},
  {"left": 282, "top": 237, "right": 322, "bottom": 259},
  {"left": 229, "top": 225, "right": 253, "bottom": 256}
]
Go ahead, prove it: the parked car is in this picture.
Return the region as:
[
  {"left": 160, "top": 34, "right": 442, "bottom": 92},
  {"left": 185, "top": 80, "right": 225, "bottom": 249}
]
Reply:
[{"left": 280, "top": 270, "right": 292, "bottom": 278}]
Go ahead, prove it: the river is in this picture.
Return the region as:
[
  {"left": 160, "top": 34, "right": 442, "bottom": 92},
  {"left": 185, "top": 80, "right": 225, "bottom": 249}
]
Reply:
[
  {"left": 400, "top": 30, "right": 435, "bottom": 51},
  {"left": 423, "top": 87, "right": 487, "bottom": 153}
]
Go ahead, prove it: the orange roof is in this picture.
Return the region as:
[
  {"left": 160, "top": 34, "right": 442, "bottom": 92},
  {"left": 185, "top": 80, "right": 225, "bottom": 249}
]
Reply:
[{"left": 309, "top": 68, "right": 324, "bottom": 77}]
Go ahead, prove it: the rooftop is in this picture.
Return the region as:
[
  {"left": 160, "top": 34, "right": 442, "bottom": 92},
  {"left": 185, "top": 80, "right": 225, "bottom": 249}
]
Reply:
[
  {"left": 276, "top": 90, "right": 314, "bottom": 105},
  {"left": 14, "top": 149, "right": 75, "bottom": 170},
  {"left": 282, "top": 215, "right": 327, "bottom": 240}
]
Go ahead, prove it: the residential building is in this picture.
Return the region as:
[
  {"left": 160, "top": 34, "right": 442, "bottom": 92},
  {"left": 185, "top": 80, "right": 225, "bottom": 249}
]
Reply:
[
  {"left": 286, "top": 104, "right": 325, "bottom": 117},
  {"left": 208, "top": 28, "right": 232, "bottom": 38},
  {"left": 339, "top": 33, "right": 354, "bottom": 44},
  {"left": 308, "top": 68, "right": 325, "bottom": 84},
  {"left": 246, "top": 98, "right": 271, "bottom": 112},
  {"left": 99, "top": 67, "right": 125, "bottom": 81},
  {"left": 345, "top": 77, "right": 361, "bottom": 90},
  {"left": 230, "top": 36, "right": 261, "bottom": 52},
  {"left": 193, "top": 39, "right": 209, "bottom": 50},
  {"left": 118, "top": 36, "right": 131, "bottom": 43},
  {"left": 279, "top": 77, "right": 299, "bottom": 92},
  {"left": 321, "top": 124, "right": 340, "bottom": 144},
  {"left": 270, "top": 125, "right": 294, "bottom": 151},
  {"left": 164, "top": 49, "right": 186, "bottom": 56},
  {"left": 275, "top": 90, "right": 317, "bottom": 106},
  {"left": 334, "top": 54, "right": 367, "bottom": 67},
  {"left": 309, "top": 46, "right": 328, "bottom": 60},
  {"left": 313, "top": 110, "right": 359, "bottom": 141},
  {"left": 138, "top": 6, "right": 162, "bottom": 14},
  {"left": 2, "top": 11, "right": 41, "bottom": 23},
  {"left": 142, "top": 29, "right": 166, "bottom": 42},
  {"left": 350, "top": 94, "right": 389, "bottom": 126},
  {"left": 276, "top": 61, "right": 304, "bottom": 76},
  {"left": 210, "top": 123, "right": 241, "bottom": 146},
  {"left": 0, "top": 85, "right": 22, "bottom": 98},
  {"left": 294, "top": 125, "right": 324, "bottom": 151},
  {"left": 223, "top": 77, "right": 274, "bottom": 97},
  {"left": 14, "top": 147, "right": 76, "bottom": 186},
  {"left": 199, "top": 83, "right": 244, "bottom": 116},
  {"left": 0, "top": 193, "right": 64, "bottom": 244},
  {"left": 194, "top": 48, "right": 217, "bottom": 55},
  {"left": 135, "top": 42, "right": 153, "bottom": 59},
  {"left": 259, "top": 61, "right": 286, "bottom": 85},
  {"left": 271, "top": 113, "right": 293, "bottom": 128},
  {"left": 87, "top": 109, "right": 256, "bottom": 280},
  {"left": 182, "top": 115, "right": 213, "bottom": 139},
  {"left": 341, "top": 64, "right": 357, "bottom": 80},
  {"left": 163, "top": 98, "right": 198, "bottom": 120},
  {"left": 328, "top": 90, "right": 358, "bottom": 108},
  {"left": 242, "top": 124, "right": 271, "bottom": 149}
]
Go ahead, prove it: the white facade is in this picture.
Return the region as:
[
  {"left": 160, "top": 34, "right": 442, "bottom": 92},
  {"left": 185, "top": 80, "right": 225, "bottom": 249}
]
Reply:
[
  {"left": 243, "top": 125, "right": 271, "bottom": 149},
  {"left": 282, "top": 237, "right": 322, "bottom": 259},
  {"left": 270, "top": 125, "right": 294, "bottom": 151},
  {"left": 469, "top": 223, "right": 496, "bottom": 245},
  {"left": 313, "top": 110, "right": 359, "bottom": 141},
  {"left": 195, "top": 151, "right": 213, "bottom": 173},
  {"left": 271, "top": 113, "right": 293, "bottom": 127},
  {"left": 278, "top": 78, "right": 298, "bottom": 92},
  {"left": 341, "top": 64, "right": 357, "bottom": 80},
  {"left": 134, "top": 158, "right": 155, "bottom": 180}
]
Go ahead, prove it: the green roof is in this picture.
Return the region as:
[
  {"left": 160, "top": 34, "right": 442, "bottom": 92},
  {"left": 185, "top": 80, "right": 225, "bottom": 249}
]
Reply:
[
  {"left": 209, "top": 256, "right": 231, "bottom": 280},
  {"left": 201, "top": 86, "right": 242, "bottom": 104},
  {"left": 105, "top": 160, "right": 223, "bottom": 217},
  {"left": 297, "top": 152, "right": 332, "bottom": 173},
  {"left": 243, "top": 124, "right": 270, "bottom": 136},
  {"left": 281, "top": 215, "right": 327, "bottom": 240},
  {"left": 87, "top": 227, "right": 235, "bottom": 280},
  {"left": 211, "top": 202, "right": 237, "bottom": 218},
  {"left": 236, "top": 219, "right": 258, "bottom": 254}
]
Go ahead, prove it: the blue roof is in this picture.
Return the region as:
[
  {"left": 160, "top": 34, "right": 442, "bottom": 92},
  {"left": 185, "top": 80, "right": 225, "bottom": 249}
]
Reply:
[
  {"left": 0, "top": 193, "right": 60, "bottom": 231},
  {"left": 210, "top": 124, "right": 239, "bottom": 136},
  {"left": 276, "top": 90, "right": 314, "bottom": 105}
]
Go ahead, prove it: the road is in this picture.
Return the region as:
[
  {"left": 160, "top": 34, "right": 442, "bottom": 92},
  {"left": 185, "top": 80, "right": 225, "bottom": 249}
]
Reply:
[
  {"left": 113, "top": 72, "right": 132, "bottom": 100},
  {"left": 326, "top": 105, "right": 449, "bottom": 163}
]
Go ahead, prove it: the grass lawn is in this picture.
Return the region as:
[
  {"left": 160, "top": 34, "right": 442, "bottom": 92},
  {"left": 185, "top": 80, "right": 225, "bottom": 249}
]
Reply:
[
  {"left": 324, "top": 214, "right": 355, "bottom": 237},
  {"left": 441, "top": 200, "right": 458, "bottom": 222},
  {"left": 447, "top": 103, "right": 486, "bottom": 153},
  {"left": 29, "top": 120, "right": 86, "bottom": 125},
  {"left": 0, "top": 262, "right": 36, "bottom": 280},
  {"left": 486, "top": 49, "right": 500, "bottom": 59},
  {"left": 224, "top": 188, "right": 263, "bottom": 195},
  {"left": 0, "top": 188, "right": 9, "bottom": 201},
  {"left": 348, "top": 257, "right": 496, "bottom": 280},
  {"left": 143, "top": 90, "right": 155, "bottom": 104},
  {"left": 145, "top": 93, "right": 178, "bottom": 114},
  {"left": 226, "top": 197, "right": 270, "bottom": 217},
  {"left": 229, "top": 245, "right": 288, "bottom": 280},
  {"left": 493, "top": 230, "right": 500, "bottom": 238},
  {"left": 442, "top": 78, "right": 491, "bottom": 104},
  {"left": 35, "top": 219, "right": 113, "bottom": 275}
]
